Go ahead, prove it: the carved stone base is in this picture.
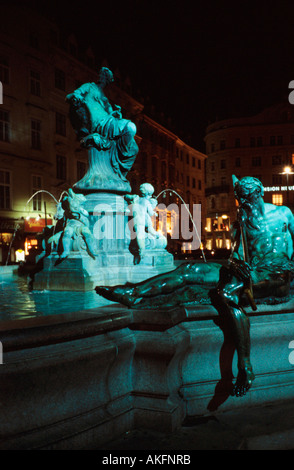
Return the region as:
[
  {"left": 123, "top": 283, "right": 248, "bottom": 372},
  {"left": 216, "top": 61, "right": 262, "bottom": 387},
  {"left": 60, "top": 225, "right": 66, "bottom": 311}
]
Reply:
[
  {"left": 73, "top": 147, "right": 132, "bottom": 194},
  {"left": 32, "top": 250, "right": 174, "bottom": 291},
  {"left": 32, "top": 191, "right": 174, "bottom": 291}
]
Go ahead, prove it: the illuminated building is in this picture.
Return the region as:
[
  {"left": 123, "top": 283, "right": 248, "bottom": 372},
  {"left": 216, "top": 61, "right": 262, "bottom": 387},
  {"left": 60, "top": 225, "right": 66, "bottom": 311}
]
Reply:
[
  {"left": 0, "top": 5, "right": 206, "bottom": 263},
  {"left": 204, "top": 101, "right": 294, "bottom": 249}
]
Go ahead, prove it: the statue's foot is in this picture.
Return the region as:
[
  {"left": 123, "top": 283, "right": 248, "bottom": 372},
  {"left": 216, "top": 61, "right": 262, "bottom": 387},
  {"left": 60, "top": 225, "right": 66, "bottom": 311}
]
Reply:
[
  {"left": 134, "top": 254, "right": 141, "bottom": 265},
  {"left": 232, "top": 363, "right": 255, "bottom": 397},
  {"left": 95, "top": 286, "right": 141, "bottom": 307}
]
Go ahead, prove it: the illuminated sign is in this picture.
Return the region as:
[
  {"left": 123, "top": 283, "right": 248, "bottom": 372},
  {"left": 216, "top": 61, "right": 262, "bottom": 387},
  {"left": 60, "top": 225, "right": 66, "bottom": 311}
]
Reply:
[
  {"left": 24, "top": 218, "right": 52, "bottom": 232},
  {"left": 263, "top": 186, "right": 294, "bottom": 192}
]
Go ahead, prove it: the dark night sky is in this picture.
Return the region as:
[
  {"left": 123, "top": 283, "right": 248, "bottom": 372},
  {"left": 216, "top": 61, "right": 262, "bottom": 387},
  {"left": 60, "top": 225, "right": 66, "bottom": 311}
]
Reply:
[{"left": 5, "top": 0, "right": 294, "bottom": 150}]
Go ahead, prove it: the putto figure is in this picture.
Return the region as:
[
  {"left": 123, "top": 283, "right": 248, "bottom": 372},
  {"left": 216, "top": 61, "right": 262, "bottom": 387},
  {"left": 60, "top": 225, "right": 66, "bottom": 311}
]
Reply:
[
  {"left": 48, "top": 189, "right": 97, "bottom": 260},
  {"left": 126, "top": 183, "right": 167, "bottom": 264},
  {"left": 66, "top": 67, "right": 138, "bottom": 191},
  {"left": 96, "top": 176, "right": 294, "bottom": 397}
]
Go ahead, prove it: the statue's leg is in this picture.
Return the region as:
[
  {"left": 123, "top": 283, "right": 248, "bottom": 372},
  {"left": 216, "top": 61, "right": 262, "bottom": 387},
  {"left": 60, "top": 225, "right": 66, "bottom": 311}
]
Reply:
[
  {"left": 81, "top": 227, "right": 97, "bottom": 260},
  {"left": 60, "top": 226, "right": 74, "bottom": 259},
  {"left": 209, "top": 267, "right": 255, "bottom": 397},
  {"left": 96, "top": 262, "right": 221, "bottom": 306}
]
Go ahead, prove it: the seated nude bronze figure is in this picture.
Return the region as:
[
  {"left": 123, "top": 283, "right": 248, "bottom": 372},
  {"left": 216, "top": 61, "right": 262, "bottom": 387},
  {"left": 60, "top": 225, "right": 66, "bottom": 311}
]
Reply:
[{"left": 96, "top": 176, "right": 294, "bottom": 397}]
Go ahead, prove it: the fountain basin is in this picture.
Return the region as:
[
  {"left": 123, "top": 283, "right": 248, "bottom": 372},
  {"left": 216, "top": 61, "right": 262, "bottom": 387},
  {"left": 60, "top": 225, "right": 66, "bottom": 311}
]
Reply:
[{"left": 1, "top": 274, "right": 294, "bottom": 449}]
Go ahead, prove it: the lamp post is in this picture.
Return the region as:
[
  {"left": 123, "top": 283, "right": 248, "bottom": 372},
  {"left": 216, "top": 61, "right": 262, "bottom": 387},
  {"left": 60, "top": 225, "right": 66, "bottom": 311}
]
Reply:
[{"left": 280, "top": 166, "right": 294, "bottom": 205}]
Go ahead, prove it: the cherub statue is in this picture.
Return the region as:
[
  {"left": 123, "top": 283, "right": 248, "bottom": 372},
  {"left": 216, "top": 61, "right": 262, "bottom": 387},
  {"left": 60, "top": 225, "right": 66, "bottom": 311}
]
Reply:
[
  {"left": 48, "top": 189, "right": 97, "bottom": 260},
  {"left": 97, "top": 176, "right": 294, "bottom": 397},
  {"left": 126, "top": 183, "right": 166, "bottom": 264}
]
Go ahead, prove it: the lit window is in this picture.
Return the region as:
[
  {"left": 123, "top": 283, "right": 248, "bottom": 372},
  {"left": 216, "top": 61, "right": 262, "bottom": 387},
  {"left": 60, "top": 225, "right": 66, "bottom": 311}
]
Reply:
[{"left": 272, "top": 194, "right": 283, "bottom": 206}]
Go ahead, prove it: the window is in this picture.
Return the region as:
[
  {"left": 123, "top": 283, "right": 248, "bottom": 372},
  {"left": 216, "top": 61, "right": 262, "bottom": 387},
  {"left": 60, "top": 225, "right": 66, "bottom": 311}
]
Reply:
[
  {"left": 192, "top": 177, "right": 196, "bottom": 188},
  {"left": 198, "top": 180, "right": 202, "bottom": 190},
  {"left": 0, "top": 56, "right": 9, "bottom": 84},
  {"left": 161, "top": 161, "right": 166, "bottom": 180},
  {"left": 272, "top": 155, "right": 282, "bottom": 165},
  {"left": 192, "top": 157, "right": 196, "bottom": 167},
  {"left": 56, "top": 112, "right": 66, "bottom": 136},
  {"left": 152, "top": 157, "right": 157, "bottom": 175},
  {"left": 221, "top": 176, "right": 226, "bottom": 186},
  {"left": 277, "top": 135, "right": 283, "bottom": 145},
  {"left": 257, "top": 136, "right": 263, "bottom": 147},
  {"left": 186, "top": 154, "right": 189, "bottom": 164},
  {"left": 30, "top": 70, "right": 41, "bottom": 96},
  {"left": 250, "top": 137, "right": 255, "bottom": 147},
  {"left": 0, "top": 170, "right": 11, "bottom": 209},
  {"left": 220, "top": 140, "right": 226, "bottom": 150},
  {"left": 235, "top": 157, "right": 241, "bottom": 167},
  {"left": 211, "top": 161, "right": 215, "bottom": 171},
  {"left": 252, "top": 156, "right": 261, "bottom": 166},
  {"left": 235, "top": 138, "right": 240, "bottom": 148},
  {"left": 29, "top": 31, "right": 39, "bottom": 49},
  {"left": 77, "top": 161, "right": 86, "bottom": 181},
  {"left": 31, "top": 119, "right": 41, "bottom": 149},
  {"left": 220, "top": 159, "right": 226, "bottom": 169},
  {"left": 272, "top": 194, "right": 283, "bottom": 206},
  {"left": 186, "top": 175, "right": 190, "bottom": 187},
  {"left": 32, "top": 175, "right": 42, "bottom": 211},
  {"left": 272, "top": 174, "right": 283, "bottom": 185},
  {"left": 198, "top": 159, "right": 201, "bottom": 169},
  {"left": 55, "top": 68, "right": 65, "bottom": 90},
  {"left": 0, "top": 110, "right": 10, "bottom": 142},
  {"left": 270, "top": 136, "right": 276, "bottom": 146},
  {"left": 211, "top": 143, "right": 215, "bottom": 153},
  {"left": 69, "top": 43, "right": 77, "bottom": 57},
  {"left": 56, "top": 155, "right": 67, "bottom": 180}
]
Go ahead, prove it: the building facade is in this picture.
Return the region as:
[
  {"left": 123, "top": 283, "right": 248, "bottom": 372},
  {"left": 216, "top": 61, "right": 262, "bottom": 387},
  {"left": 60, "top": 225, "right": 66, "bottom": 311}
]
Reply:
[
  {"left": 204, "top": 101, "right": 294, "bottom": 250},
  {"left": 0, "top": 6, "right": 206, "bottom": 263}
]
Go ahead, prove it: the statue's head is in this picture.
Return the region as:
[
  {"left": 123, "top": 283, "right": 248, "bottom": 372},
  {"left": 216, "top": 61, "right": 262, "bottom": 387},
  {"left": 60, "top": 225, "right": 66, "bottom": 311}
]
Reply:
[
  {"left": 233, "top": 175, "right": 264, "bottom": 208},
  {"left": 97, "top": 67, "right": 114, "bottom": 88},
  {"left": 139, "top": 183, "right": 155, "bottom": 198}
]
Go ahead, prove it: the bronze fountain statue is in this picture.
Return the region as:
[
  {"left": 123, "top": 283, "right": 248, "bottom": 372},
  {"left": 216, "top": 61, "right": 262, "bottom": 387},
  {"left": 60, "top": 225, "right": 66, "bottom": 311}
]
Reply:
[{"left": 96, "top": 175, "right": 294, "bottom": 397}]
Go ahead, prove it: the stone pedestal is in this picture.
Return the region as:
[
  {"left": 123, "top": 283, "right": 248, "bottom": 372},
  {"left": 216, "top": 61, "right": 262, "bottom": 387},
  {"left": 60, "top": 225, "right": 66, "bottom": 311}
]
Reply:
[
  {"left": 32, "top": 192, "right": 174, "bottom": 291},
  {"left": 1, "top": 296, "right": 294, "bottom": 449}
]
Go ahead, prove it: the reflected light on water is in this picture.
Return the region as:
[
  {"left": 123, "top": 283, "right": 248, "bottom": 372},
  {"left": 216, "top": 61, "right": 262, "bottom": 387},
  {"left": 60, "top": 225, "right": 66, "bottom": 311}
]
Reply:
[{"left": 0, "top": 274, "right": 113, "bottom": 321}]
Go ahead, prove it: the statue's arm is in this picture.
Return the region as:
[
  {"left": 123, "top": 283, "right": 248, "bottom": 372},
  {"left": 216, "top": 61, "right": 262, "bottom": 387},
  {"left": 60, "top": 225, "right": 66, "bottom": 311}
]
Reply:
[{"left": 285, "top": 206, "right": 294, "bottom": 250}]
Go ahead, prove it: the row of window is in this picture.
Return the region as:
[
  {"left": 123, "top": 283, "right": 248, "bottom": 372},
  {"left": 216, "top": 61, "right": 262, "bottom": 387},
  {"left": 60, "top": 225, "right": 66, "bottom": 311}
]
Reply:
[
  {"left": 0, "top": 161, "right": 86, "bottom": 210},
  {"left": 0, "top": 110, "right": 68, "bottom": 146},
  {"left": 208, "top": 193, "right": 284, "bottom": 212},
  {"left": 0, "top": 55, "right": 77, "bottom": 95},
  {"left": 176, "top": 150, "right": 202, "bottom": 169},
  {"left": 210, "top": 134, "right": 291, "bottom": 153},
  {"left": 209, "top": 154, "right": 294, "bottom": 172},
  {"left": 176, "top": 172, "right": 202, "bottom": 189}
]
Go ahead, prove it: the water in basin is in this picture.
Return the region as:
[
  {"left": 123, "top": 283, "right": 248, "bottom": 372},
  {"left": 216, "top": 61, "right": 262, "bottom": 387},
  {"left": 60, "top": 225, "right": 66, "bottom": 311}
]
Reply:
[{"left": 0, "top": 271, "right": 114, "bottom": 322}]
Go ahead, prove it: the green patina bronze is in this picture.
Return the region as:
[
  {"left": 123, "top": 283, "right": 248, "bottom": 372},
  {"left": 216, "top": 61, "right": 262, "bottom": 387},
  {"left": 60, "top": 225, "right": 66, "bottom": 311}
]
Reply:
[{"left": 96, "top": 175, "right": 294, "bottom": 397}]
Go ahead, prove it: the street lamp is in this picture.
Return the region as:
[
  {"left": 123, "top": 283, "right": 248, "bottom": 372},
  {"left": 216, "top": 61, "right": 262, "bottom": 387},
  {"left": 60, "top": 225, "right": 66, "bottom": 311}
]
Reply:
[{"left": 280, "top": 166, "right": 294, "bottom": 205}]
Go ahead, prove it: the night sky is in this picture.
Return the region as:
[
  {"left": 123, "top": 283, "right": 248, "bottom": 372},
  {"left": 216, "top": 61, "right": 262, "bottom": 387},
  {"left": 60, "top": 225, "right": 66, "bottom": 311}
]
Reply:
[{"left": 5, "top": 0, "right": 294, "bottom": 150}]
